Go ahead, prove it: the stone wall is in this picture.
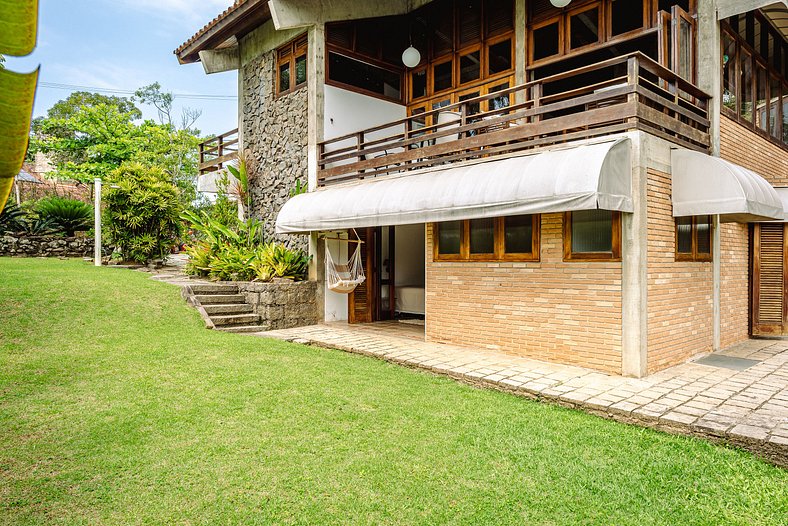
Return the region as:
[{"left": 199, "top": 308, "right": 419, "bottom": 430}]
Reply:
[
  {"left": 237, "top": 280, "right": 317, "bottom": 330},
  {"left": 0, "top": 234, "right": 95, "bottom": 258},
  {"left": 242, "top": 48, "right": 309, "bottom": 253}
]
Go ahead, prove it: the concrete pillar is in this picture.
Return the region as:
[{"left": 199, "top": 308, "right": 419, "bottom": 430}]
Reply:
[
  {"left": 621, "top": 133, "right": 649, "bottom": 377},
  {"left": 713, "top": 214, "right": 721, "bottom": 350},
  {"left": 307, "top": 23, "right": 326, "bottom": 321},
  {"left": 515, "top": 0, "right": 527, "bottom": 86}
]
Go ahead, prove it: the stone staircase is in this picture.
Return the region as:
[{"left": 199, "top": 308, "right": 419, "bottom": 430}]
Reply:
[{"left": 187, "top": 283, "right": 265, "bottom": 333}]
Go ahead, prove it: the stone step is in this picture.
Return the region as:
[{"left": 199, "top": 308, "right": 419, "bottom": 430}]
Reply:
[
  {"left": 211, "top": 313, "right": 262, "bottom": 327},
  {"left": 195, "top": 294, "right": 246, "bottom": 305},
  {"left": 203, "top": 303, "right": 254, "bottom": 316},
  {"left": 218, "top": 325, "right": 266, "bottom": 334},
  {"left": 190, "top": 284, "right": 239, "bottom": 294}
]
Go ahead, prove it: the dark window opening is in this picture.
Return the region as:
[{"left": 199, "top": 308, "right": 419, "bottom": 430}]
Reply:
[
  {"left": 611, "top": 0, "right": 644, "bottom": 36},
  {"left": 569, "top": 7, "right": 600, "bottom": 50},
  {"left": 533, "top": 22, "right": 560, "bottom": 61},
  {"left": 328, "top": 52, "right": 402, "bottom": 101}
]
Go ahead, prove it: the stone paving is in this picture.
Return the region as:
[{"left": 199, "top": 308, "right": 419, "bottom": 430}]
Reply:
[{"left": 263, "top": 322, "right": 788, "bottom": 467}]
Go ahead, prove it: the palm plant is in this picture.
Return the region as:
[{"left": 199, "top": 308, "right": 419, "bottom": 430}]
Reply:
[
  {"left": 0, "top": 200, "right": 26, "bottom": 233},
  {"left": 36, "top": 197, "right": 92, "bottom": 236}
]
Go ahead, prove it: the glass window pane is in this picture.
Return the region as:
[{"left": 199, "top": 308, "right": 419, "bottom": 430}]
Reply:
[
  {"left": 488, "top": 39, "right": 512, "bottom": 75},
  {"left": 328, "top": 52, "right": 402, "bottom": 100},
  {"left": 433, "top": 60, "right": 453, "bottom": 92},
  {"left": 570, "top": 8, "right": 599, "bottom": 49},
  {"left": 438, "top": 221, "right": 462, "bottom": 255},
  {"left": 488, "top": 82, "right": 511, "bottom": 111},
  {"left": 783, "top": 84, "right": 788, "bottom": 143},
  {"left": 470, "top": 218, "right": 495, "bottom": 254},
  {"left": 412, "top": 69, "right": 427, "bottom": 99},
  {"left": 741, "top": 50, "right": 753, "bottom": 122},
  {"left": 279, "top": 62, "right": 291, "bottom": 93},
  {"left": 756, "top": 65, "right": 769, "bottom": 131},
  {"left": 722, "top": 33, "right": 737, "bottom": 113},
  {"left": 571, "top": 210, "right": 613, "bottom": 253},
  {"left": 676, "top": 217, "right": 693, "bottom": 254},
  {"left": 533, "top": 22, "right": 559, "bottom": 61},
  {"left": 678, "top": 17, "right": 692, "bottom": 81},
  {"left": 459, "top": 51, "right": 481, "bottom": 85},
  {"left": 504, "top": 215, "right": 533, "bottom": 254},
  {"left": 611, "top": 0, "right": 643, "bottom": 36},
  {"left": 696, "top": 216, "right": 711, "bottom": 255},
  {"left": 771, "top": 75, "right": 781, "bottom": 138},
  {"left": 295, "top": 54, "right": 307, "bottom": 85}
]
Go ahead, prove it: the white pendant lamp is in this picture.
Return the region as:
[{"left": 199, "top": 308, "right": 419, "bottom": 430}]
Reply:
[
  {"left": 550, "top": 0, "right": 572, "bottom": 7},
  {"left": 402, "top": 45, "right": 421, "bottom": 68}
]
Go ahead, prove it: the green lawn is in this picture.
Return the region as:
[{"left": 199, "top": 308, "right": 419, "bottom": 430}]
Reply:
[{"left": 0, "top": 258, "right": 785, "bottom": 525}]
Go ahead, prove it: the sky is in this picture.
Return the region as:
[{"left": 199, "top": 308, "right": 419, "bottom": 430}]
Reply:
[{"left": 5, "top": 0, "right": 238, "bottom": 137}]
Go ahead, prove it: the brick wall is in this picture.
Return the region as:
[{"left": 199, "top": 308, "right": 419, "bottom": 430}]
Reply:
[
  {"left": 720, "top": 115, "right": 788, "bottom": 185},
  {"left": 424, "top": 214, "right": 622, "bottom": 374},
  {"left": 646, "top": 169, "right": 713, "bottom": 373},
  {"left": 719, "top": 223, "right": 750, "bottom": 349}
]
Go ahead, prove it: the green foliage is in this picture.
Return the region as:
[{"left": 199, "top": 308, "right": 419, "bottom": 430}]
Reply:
[
  {"left": 35, "top": 196, "right": 92, "bottom": 236},
  {"left": 182, "top": 210, "right": 307, "bottom": 282},
  {"left": 0, "top": 198, "right": 25, "bottom": 233},
  {"left": 104, "top": 163, "right": 183, "bottom": 263},
  {"left": 226, "top": 155, "right": 251, "bottom": 216},
  {"left": 16, "top": 216, "right": 58, "bottom": 236},
  {"left": 46, "top": 91, "right": 142, "bottom": 121},
  {"left": 252, "top": 243, "right": 310, "bottom": 281},
  {"left": 290, "top": 178, "right": 307, "bottom": 197}
]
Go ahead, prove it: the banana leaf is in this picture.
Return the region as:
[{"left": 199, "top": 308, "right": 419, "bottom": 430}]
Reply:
[
  {"left": 0, "top": 67, "right": 39, "bottom": 208},
  {"left": 0, "top": 0, "right": 39, "bottom": 56}
]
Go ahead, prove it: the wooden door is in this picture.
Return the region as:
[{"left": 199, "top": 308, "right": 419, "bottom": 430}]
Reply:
[
  {"left": 348, "top": 228, "right": 376, "bottom": 324},
  {"left": 752, "top": 223, "right": 788, "bottom": 335}
]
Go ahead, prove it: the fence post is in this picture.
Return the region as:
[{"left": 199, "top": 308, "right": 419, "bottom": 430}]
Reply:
[{"left": 94, "top": 178, "right": 102, "bottom": 267}]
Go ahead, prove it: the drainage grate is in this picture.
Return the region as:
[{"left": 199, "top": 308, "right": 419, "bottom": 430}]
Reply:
[{"left": 694, "top": 354, "right": 760, "bottom": 371}]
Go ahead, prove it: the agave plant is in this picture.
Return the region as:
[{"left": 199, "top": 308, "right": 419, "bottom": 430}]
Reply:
[
  {"left": 36, "top": 197, "right": 92, "bottom": 236},
  {"left": 17, "top": 217, "right": 58, "bottom": 236}
]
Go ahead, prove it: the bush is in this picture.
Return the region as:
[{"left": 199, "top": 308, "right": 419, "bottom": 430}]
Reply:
[
  {"left": 0, "top": 199, "right": 27, "bottom": 233},
  {"left": 183, "top": 210, "right": 308, "bottom": 282},
  {"left": 36, "top": 197, "right": 92, "bottom": 236},
  {"left": 104, "top": 163, "right": 183, "bottom": 263}
]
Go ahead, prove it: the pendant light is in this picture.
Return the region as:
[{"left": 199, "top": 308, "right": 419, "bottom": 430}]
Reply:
[
  {"left": 550, "top": 0, "right": 572, "bottom": 7},
  {"left": 402, "top": 45, "right": 421, "bottom": 68}
]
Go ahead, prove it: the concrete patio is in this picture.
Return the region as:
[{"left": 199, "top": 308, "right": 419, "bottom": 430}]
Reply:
[{"left": 263, "top": 322, "right": 788, "bottom": 467}]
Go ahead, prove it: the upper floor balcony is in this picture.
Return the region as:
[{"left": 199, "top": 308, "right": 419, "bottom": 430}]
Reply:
[
  {"left": 198, "top": 128, "right": 239, "bottom": 176},
  {"left": 317, "top": 52, "right": 710, "bottom": 187}
]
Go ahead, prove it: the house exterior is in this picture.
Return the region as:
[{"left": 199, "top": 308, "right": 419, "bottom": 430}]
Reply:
[{"left": 176, "top": 0, "right": 788, "bottom": 378}]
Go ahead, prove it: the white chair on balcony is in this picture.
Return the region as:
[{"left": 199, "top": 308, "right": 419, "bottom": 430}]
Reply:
[{"left": 434, "top": 111, "right": 462, "bottom": 145}]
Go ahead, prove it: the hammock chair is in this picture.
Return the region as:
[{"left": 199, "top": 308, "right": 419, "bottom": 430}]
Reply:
[{"left": 325, "top": 232, "right": 366, "bottom": 294}]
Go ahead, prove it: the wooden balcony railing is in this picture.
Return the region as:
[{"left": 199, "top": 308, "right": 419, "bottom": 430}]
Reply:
[
  {"left": 198, "top": 128, "right": 239, "bottom": 175},
  {"left": 317, "top": 52, "right": 711, "bottom": 186}
]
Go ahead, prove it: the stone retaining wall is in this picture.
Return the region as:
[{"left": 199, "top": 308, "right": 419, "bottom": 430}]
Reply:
[
  {"left": 0, "top": 234, "right": 95, "bottom": 258},
  {"left": 237, "top": 280, "right": 317, "bottom": 330}
]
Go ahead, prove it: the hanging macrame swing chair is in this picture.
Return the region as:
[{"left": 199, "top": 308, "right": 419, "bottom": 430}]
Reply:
[{"left": 325, "top": 231, "right": 366, "bottom": 294}]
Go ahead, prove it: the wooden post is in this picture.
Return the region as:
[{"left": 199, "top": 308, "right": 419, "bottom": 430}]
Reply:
[
  {"left": 532, "top": 83, "right": 542, "bottom": 124},
  {"left": 627, "top": 56, "right": 640, "bottom": 125}
]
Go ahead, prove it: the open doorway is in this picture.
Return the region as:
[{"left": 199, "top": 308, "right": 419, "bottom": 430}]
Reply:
[{"left": 348, "top": 225, "right": 425, "bottom": 326}]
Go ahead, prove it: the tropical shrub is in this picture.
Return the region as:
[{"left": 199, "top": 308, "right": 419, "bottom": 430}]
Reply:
[
  {"left": 16, "top": 217, "right": 58, "bottom": 236},
  {"left": 0, "top": 199, "right": 26, "bottom": 233},
  {"left": 104, "top": 163, "right": 183, "bottom": 263},
  {"left": 183, "top": 209, "right": 308, "bottom": 282},
  {"left": 35, "top": 196, "right": 92, "bottom": 236}
]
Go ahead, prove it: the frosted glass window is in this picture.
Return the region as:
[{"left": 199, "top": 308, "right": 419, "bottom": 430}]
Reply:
[
  {"left": 438, "top": 221, "right": 462, "bottom": 255},
  {"left": 470, "top": 218, "right": 495, "bottom": 254},
  {"left": 571, "top": 210, "right": 612, "bottom": 253},
  {"left": 676, "top": 216, "right": 693, "bottom": 253},
  {"left": 504, "top": 215, "right": 533, "bottom": 254}
]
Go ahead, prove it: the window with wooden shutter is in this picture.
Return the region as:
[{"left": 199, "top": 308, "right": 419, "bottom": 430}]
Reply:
[
  {"left": 275, "top": 34, "right": 308, "bottom": 97},
  {"left": 349, "top": 228, "right": 375, "bottom": 323},
  {"left": 753, "top": 223, "right": 786, "bottom": 335}
]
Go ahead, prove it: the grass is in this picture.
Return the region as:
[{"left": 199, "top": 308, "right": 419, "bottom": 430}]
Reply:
[{"left": 0, "top": 258, "right": 786, "bottom": 525}]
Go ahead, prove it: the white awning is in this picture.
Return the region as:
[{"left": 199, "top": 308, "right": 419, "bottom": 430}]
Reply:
[
  {"left": 761, "top": 187, "right": 788, "bottom": 222},
  {"left": 671, "top": 149, "right": 784, "bottom": 223},
  {"left": 276, "top": 138, "right": 632, "bottom": 234}
]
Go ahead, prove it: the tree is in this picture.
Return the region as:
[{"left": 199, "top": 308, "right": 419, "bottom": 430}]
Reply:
[
  {"left": 104, "top": 163, "right": 183, "bottom": 263},
  {"left": 46, "top": 91, "right": 141, "bottom": 121},
  {"left": 134, "top": 82, "right": 201, "bottom": 131}
]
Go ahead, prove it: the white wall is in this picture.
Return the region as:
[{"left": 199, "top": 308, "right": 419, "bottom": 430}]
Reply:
[
  {"left": 321, "top": 86, "right": 406, "bottom": 322},
  {"left": 395, "top": 224, "right": 425, "bottom": 287}
]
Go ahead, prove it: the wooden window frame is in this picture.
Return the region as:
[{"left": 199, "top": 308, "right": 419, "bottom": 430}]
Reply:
[
  {"left": 276, "top": 34, "right": 308, "bottom": 98},
  {"left": 607, "top": 0, "right": 650, "bottom": 41},
  {"left": 675, "top": 215, "right": 712, "bottom": 262},
  {"left": 530, "top": 16, "right": 564, "bottom": 64},
  {"left": 325, "top": 48, "right": 405, "bottom": 104},
  {"left": 563, "top": 211, "right": 622, "bottom": 262},
  {"left": 720, "top": 14, "right": 788, "bottom": 152},
  {"left": 566, "top": 1, "right": 604, "bottom": 53},
  {"left": 485, "top": 33, "right": 515, "bottom": 78},
  {"left": 433, "top": 216, "right": 540, "bottom": 262},
  {"left": 456, "top": 44, "right": 484, "bottom": 87}
]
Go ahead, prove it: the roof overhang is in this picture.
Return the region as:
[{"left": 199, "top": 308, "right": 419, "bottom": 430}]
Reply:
[
  {"left": 671, "top": 149, "right": 784, "bottom": 223},
  {"left": 175, "top": 0, "right": 271, "bottom": 65},
  {"left": 276, "top": 138, "right": 632, "bottom": 234},
  {"left": 717, "top": 1, "right": 788, "bottom": 41}
]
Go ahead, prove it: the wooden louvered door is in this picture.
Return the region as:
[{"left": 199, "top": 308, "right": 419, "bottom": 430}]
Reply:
[
  {"left": 348, "top": 228, "right": 376, "bottom": 324},
  {"left": 753, "top": 224, "right": 788, "bottom": 335}
]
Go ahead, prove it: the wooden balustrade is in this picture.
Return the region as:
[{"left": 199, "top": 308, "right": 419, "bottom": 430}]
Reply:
[
  {"left": 198, "top": 128, "right": 239, "bottom": 175},
  {"left": 317, "top": 53, "right": 711, "bottom": 186}
]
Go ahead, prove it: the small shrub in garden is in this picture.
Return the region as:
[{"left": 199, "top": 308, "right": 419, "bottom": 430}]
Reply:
[
  {"left": 0, "top": 199, "right": 27, "bottom": 233},
  {"left": 252, "top": 243, "right": 310, "bottom": 282},
  {"left": 104, "top": 163, "right": 183, "bottom": 263},
  {"left": 35, "top": 197, "right": 92, "bottom": 236}
]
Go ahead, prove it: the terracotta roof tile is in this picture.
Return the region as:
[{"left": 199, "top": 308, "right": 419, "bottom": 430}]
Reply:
[{"left": 174, "top": 0, "right": 248, "bottom": 57}]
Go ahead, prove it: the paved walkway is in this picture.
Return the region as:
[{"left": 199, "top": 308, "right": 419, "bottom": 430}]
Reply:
[{"left": 264, "top": 322, "right": 788, "bottom": 467}]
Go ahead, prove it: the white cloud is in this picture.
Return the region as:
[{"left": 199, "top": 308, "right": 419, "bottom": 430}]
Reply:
[{"left": 115, "top": 0, "right": 232, "bottom": 24}]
